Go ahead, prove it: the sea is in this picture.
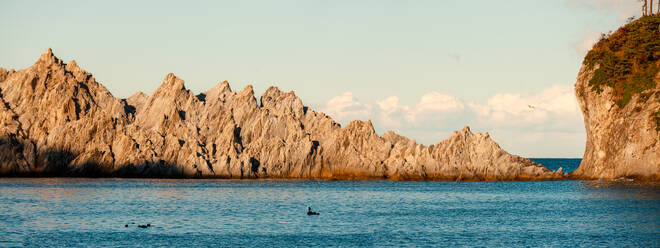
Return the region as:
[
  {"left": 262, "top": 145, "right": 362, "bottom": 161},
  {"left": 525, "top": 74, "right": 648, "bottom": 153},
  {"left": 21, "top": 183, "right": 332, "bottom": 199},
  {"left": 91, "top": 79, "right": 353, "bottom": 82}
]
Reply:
[{"left": 0, "top": 158, "right": 658, "bottom": 247}]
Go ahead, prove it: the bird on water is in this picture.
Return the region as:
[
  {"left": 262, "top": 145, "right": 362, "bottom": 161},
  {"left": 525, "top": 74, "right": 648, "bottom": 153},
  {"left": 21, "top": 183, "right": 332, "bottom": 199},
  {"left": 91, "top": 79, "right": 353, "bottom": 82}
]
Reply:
[
  {"left": 307, "top": 207, "right": 320, "bottom": 215},
  {"left": 138, "top": 224, "right": 151, "bottom": 228}
]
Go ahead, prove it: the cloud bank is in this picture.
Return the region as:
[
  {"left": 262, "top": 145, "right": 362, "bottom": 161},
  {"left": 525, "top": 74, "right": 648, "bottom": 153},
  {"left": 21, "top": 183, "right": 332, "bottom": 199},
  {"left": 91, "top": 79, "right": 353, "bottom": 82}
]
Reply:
[{"left": 322, "top": 85, "right": 585, "bottom": 158}]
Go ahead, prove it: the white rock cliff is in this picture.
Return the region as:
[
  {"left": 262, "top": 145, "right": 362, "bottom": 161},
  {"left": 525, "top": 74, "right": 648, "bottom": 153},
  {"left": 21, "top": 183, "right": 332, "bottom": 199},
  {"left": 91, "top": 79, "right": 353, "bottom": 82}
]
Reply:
[
  {"left": 0, "top": 49, "right": 562, "bottom": 180},
  {"left": 572, "top": 16, "right": 660, "bottom": 181},
  {"left": 573, "top": 65, "right": 660, "bottom": 180}
]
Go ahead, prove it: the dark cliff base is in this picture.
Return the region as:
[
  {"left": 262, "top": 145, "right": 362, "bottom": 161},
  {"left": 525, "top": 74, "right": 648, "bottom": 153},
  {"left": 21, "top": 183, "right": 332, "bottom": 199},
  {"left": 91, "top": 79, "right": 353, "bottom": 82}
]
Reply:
[{"left": 0, "top": 138, "right": 564, "bottom": 181}]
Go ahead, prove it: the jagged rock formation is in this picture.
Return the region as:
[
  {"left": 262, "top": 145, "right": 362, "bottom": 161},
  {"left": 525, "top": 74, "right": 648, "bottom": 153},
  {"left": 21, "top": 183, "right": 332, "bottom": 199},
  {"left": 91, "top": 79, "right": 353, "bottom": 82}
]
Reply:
[
  {"left": 572, "top": 16, "right": 660, "bottom": 181},
  {"left": 0, "top": 49, "right": 563, "bottom": 180}
]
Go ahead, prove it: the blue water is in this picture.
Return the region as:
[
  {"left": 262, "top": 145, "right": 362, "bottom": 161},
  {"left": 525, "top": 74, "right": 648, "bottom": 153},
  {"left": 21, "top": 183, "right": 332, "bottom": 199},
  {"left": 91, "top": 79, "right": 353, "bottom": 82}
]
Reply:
[
  {"left": 529, "top": 158, "right": 581, "bottom": 173},
  {"left": 0, "top": 159, "right": 658, "bottom": 247}
]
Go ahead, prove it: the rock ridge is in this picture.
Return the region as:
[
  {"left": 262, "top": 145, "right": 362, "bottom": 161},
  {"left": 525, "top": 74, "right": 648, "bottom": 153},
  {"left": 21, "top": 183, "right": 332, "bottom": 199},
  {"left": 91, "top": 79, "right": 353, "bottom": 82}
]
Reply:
[{"left": 0, "top": 49, "right": 564, "bottom": 180}]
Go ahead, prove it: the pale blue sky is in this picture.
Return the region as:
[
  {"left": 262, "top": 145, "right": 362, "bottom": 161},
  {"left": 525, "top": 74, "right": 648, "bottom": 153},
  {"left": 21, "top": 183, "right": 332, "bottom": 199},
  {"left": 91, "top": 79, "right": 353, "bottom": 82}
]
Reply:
[{"left": 0, "top": 0, "right": 638, "bottom": 157}]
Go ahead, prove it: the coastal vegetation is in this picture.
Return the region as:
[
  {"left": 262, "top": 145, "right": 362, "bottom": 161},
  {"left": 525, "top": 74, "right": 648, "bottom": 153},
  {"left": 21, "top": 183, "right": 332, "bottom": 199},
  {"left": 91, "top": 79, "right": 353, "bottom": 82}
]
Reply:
[{"left": 583, "top": 15, "right": 660, "bottom": 108}]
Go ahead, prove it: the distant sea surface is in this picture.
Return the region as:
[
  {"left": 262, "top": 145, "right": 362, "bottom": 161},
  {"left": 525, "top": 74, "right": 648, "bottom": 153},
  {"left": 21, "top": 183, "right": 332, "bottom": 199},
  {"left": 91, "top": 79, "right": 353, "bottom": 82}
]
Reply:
[
  {"left": 529, "top": 158, "right": 581, "bottom": 173},
  {"left": 1, "top": 159, "right": 658, "bottom": 247}
]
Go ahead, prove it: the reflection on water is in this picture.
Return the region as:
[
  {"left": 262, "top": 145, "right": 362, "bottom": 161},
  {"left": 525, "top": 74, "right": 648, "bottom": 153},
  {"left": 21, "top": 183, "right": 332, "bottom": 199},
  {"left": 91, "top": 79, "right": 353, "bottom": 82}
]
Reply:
[
  {"left": 580, "top": 180, "right": 660, "bottom": 199},
  {"left": 0, "top": 177, "right": 658, "bottom": 247}
]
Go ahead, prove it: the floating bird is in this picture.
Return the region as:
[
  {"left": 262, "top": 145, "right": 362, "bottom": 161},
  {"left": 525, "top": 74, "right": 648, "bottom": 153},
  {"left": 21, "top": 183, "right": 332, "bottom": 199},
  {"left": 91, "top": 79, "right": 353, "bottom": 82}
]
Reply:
[
  {"left": 138, "top": 224, "right": 151, "bottom": 228},
  {"left": 307, "top": 207, "right": 320, "bottom": 215},
  {"left": 528, "top": 105, "right": 535, "bottom": 109}
]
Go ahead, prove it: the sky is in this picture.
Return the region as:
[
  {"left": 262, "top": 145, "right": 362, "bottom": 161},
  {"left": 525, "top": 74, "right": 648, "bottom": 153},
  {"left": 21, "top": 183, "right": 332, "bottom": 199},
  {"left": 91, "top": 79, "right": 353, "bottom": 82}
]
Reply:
[{"left": 0, "top": 0, "right": 642, "bottom": 158}]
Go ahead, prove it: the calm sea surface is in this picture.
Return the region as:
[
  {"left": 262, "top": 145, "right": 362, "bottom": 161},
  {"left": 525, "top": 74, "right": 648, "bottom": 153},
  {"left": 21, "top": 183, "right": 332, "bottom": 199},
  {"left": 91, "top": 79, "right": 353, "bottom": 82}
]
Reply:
[{"left": 0, "top": 159, "right": 658, "bottom": 247}]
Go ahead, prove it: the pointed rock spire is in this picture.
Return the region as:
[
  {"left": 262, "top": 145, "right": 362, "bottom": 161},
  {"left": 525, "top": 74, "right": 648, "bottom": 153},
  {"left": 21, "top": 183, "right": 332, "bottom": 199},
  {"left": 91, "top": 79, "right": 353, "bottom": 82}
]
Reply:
[
  {"left": 260, "top": 86, "right": 305, "bottom": 117},
  {"left": 152, "top": 73, "right": 189, "bottom": 98},
  {"left": 205, "top": 80, "right": 233, "bottom": 102},
  {"left": 66, "top": 60, "right": 79, "bottom": 70},
  {"left": 37, "top": 48, "right": 61, "bottom": 66},
  {"left": 234, "top": 84, "right": 257, "bottom": 107},
  {"left": 126, "top": 91, "right": 149, "bottom": 113},
  {"left": 345, "top": 120, "right": 376, "bottom": 134},
  {"left": 240, "top": 85, "right": 254, "bottom": 95},
  {"left": 163, "top": 73, "right": 186, "bottom": 90},
  {"left": 216, "top": 80, "right": 232, "bottom": 93},
  {"left": 43, "top": 48, "right": 53, "bottom": 58}
]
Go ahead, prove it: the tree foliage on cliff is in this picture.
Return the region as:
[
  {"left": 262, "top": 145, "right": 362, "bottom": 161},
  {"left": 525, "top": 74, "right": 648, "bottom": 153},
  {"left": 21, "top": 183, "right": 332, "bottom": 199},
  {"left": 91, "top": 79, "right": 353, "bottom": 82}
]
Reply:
[{"left": 583, "top": 15, "right": 660, "bottom": 108}]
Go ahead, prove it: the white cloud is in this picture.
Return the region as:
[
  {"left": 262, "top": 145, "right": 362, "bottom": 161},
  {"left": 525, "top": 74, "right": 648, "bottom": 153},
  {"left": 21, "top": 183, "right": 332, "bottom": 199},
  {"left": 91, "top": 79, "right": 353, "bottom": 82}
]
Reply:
[
  {"left": 483, "top": 93, "right": 549, "bottom": 124},
  {"left": 405, "top": 92, "right": 465, "bottom": 125},
  {"left": 376, "top": 96, "right": 408, "bottom": 128},
  {"left": 326, "top": 91, "right": 466, "bottom": 129},
  {"left": 324, "top": 85, "right": 581, "bottom": 132},
  {"left": 565, "top": 0, "right": 640, "bottom": 20},
  {"left": 469, "top": 85, "right": 582, "bottom": 130},
  {"left": 322, "top": 84, "right": 585, "bottom": 157},
  {"left": 323, "top": 92, "right": 372, "bottom": 123}
]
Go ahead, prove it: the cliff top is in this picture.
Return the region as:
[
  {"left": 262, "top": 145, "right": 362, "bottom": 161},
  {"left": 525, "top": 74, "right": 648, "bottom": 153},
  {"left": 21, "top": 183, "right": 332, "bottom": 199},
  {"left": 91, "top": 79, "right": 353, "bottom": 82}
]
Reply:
[{"left": 583, "top": 15, "right": 660, "bottom": 108}]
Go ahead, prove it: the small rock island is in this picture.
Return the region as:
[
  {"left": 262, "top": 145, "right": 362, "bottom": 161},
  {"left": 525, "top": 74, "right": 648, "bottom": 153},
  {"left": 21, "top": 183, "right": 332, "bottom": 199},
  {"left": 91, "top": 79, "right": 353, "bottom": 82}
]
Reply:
[
  {"left": 0, "top": 49, "right": 562, "bottom": 180},
  {"left": 572, "top": 16, "right": 660, "bottom": 181}
]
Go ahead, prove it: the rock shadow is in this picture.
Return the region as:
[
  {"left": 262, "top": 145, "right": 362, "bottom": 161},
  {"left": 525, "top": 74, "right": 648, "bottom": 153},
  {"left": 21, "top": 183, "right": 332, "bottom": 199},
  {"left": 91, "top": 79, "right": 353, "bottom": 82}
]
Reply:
[{"left": 0, "top": 136, "right": 196, "bottom": 178}]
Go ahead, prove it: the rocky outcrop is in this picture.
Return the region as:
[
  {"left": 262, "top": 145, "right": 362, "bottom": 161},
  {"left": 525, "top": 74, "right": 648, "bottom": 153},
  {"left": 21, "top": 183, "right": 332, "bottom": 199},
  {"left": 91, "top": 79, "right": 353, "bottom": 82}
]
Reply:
[
  {"left": 572, "top": 16, "right": 660, "bottom": 181},
  {"left": 0, "top": 49, "right": 563, "bottom": 180},
  {"left": 573, "top": 65, "right": 660, "bottom": 180}
]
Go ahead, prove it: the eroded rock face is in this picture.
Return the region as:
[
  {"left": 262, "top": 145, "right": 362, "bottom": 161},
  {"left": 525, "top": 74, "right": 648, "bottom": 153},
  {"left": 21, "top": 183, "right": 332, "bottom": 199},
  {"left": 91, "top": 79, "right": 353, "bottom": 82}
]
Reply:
[
  {"left": 573, "top": 65, "right": 660, "bottom": 180},
  {"left": 0, "top": 49, "right": 563, "bottom": 180}
]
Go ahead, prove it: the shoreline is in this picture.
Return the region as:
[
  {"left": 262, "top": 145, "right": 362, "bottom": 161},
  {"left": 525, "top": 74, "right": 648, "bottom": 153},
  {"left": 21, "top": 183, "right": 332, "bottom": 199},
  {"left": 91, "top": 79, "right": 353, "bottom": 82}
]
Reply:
[{"left": 1, "top": 175, "right": 657, "bottom": 183}]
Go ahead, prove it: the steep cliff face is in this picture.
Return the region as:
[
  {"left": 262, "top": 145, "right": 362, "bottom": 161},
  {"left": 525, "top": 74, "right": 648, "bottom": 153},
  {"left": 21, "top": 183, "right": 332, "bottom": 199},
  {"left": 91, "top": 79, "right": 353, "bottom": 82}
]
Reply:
[
  {"left": 0, "top": 49, "right": 563, "bottom": 180},
  {"left": 573, "top": 16, "right": 660, "bottom": 180}
]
